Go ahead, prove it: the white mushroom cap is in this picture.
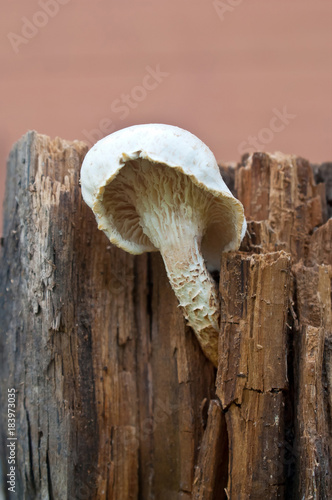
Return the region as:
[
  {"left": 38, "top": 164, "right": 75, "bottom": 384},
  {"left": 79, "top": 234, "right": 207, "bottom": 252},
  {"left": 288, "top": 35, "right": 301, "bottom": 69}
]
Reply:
[{"left": 81, "top": 123, "right": 246, "bottom": 271}]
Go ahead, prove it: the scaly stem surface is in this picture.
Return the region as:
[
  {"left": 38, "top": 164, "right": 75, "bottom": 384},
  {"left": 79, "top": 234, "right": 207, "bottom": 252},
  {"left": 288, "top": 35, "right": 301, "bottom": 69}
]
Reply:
[{"left": 160, "top": 239, "right": 220, "bottom": 366}]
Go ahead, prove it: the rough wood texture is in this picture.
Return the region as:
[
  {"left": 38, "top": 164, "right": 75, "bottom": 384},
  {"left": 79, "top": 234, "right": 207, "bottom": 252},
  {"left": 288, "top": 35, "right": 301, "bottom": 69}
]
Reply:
[
  {"left": 293, "top": 263, "right": 331, "bottom": 498},
  {"left": 0, "top": 132, "right": 215, "bottom": 500},
  {"left": 192, "top": 399, "right": 228, "bottom": 500},
  {"left": 216, "top": 251, "right": 291, "bottom": 499},
  {"left": 307, "top": 218, "right": 332, "bottom": 267},
  {"left": 236, "top": 152, "right": 324, "bottom": 260},
  {"left": 232, "top": 152, "right": 331, "bottom": 499},
  {"left": 1, "top": 140, "right": 331, "bottom": 499},
  {"left": 312, "top": 161, "right": 332, "bottom": 219}
]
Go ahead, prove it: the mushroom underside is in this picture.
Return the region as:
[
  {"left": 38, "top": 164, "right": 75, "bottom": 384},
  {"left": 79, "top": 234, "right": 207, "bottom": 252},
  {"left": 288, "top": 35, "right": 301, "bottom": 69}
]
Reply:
[{"left": 98, "top": 158, "right": 239, "bottom": 271}]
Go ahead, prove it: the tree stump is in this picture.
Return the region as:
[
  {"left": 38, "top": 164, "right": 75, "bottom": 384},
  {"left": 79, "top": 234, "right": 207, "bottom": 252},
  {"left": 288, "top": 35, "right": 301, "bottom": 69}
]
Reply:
[{"left": 0, "top": 134, "right": 331, "bottom": 499}]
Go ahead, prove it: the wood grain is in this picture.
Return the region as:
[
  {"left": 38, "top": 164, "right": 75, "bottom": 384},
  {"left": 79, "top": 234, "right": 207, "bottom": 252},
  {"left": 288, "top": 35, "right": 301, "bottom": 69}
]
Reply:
[
  {"left": 216, "top": 251, "right": 291, "bottom": 499},
  {"left": 1, "top": 137, "right": 331, "bottom": 499},
  {"left": 0, "top": 132, "right": 215, "bottom": 499}
]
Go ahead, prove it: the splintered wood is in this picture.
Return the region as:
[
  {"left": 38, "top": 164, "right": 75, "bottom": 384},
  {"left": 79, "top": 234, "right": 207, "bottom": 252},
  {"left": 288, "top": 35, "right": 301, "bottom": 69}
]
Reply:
[
  {"left": 229, "top": 152, "right": 331, "bottom": 499},
  {"left": 293, "top": 264, "right": 331, "bottom": 498},
  {"left": 0, "top": 140, "right": 331, "bottom": 499},
  {"left": 236, "top": 152, "right": 324, "bottom": 260},
  {"left": 216, "top": 251, "right": 291, "bottom": 499}
]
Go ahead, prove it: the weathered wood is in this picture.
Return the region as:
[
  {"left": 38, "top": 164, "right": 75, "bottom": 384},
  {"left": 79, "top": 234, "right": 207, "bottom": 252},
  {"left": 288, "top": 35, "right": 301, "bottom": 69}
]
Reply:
[
  {"left": 293, "top": 263, "right": 332, "bottom": 499},
  {"left": 192, "top": 399, "right": 228, "bottom": 500},
  {"left": 216, "top": 251, "right": 291, "bottom": 499},
  {"left": 312, "top": 161, "right": 332, "bottom": 219},
  {"left": 236, "top": 152, "right": 324, "bottom": 260},
  {"left": 307, "top": 218, "right": 332, "bottom": 267},
  {"left": 0, "top": 132, "right": 215, "bottom": 500},
  {"left": 1, "top": 137, "right": 331, "bottom": 499},
  {"left": 234, "top": 151, "right": 331, "bottom": 499}
]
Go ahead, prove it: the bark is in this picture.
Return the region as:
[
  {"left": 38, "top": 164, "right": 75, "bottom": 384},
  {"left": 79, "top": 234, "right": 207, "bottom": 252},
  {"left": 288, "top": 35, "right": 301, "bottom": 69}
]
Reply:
[{"left": 0, "top": 139, "right": 331, "bottom": 499}]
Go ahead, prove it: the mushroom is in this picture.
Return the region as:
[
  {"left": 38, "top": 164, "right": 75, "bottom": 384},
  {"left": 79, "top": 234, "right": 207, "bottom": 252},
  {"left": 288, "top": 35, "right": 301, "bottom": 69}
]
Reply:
[{"left": 80, "top": 124, "right": 246, "bottom": 367}]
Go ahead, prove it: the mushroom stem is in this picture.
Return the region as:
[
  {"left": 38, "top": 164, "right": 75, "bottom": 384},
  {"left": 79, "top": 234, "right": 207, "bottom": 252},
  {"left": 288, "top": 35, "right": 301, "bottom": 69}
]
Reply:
[
  {"left": 160, "top": 239, "right": 220, "bottom": 367},
  {"left": 105, "top": 159, "right": 221, "bottom": 366},
  {"left": 129, "top": 163, "right": 220, "bottom": 366}
]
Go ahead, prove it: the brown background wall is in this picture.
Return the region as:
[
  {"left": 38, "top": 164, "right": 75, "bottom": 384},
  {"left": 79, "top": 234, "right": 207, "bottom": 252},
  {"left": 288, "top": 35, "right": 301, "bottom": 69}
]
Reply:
[{"left": 1, "top": 0, "right": 331, "bottom": 234}]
